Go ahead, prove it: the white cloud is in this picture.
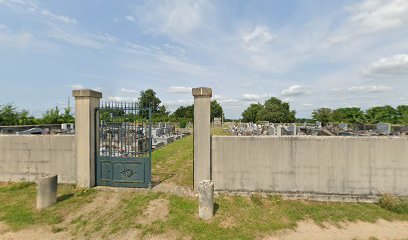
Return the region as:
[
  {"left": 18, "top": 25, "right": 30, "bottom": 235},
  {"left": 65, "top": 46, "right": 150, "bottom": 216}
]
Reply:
[
  {"left": 105, "top": 96, "right": 138, "bottom": 102},
  {"left": 347, "top": 85, "right": 392, "bottom": 93},
  {"left": 213, "top": 95, "right": 239, "bottom": 105},
  {"left": 0, "top": 0, "right": 77, "bottom": 24},
  {"left": 365, "top": 54, "right": 408, "bottom": 76},
  {"left": 302, "top": 103, "right": 313, "bottom": 107},
  {"left": 241, "top": 93, "right": 272, "bottom": 101},
  {"left": 39, "top": 9, "right": 77, "bottom": 24},
  {"left": 281, "top": 85, "right": 310, "bottom": 96},
  {"left": 167, "top": 86, "right": 192, "bottom": 94},
  {"left": 47, "top": 27, "right": 112, "bottom": 49},
  {"left": 243, "top": 25, "right": 275, "bottom": 51},
  {"left": 329, "top": 0, "right": 408, "bottom": 43},
  {"left": 125, "top": 15, "right": 135, "bottom": 22},
  {"left": 163, "top": 99, "right": 194, "bottom": 107},
  {"left": 120, "top": 88, "right": 139, "bottom": 95},
  {"left": 134, "top": 0, "right": 211, "bottom": 35},
  {"left": 69, "top": 84, "right": 85, "bottom": 90}
]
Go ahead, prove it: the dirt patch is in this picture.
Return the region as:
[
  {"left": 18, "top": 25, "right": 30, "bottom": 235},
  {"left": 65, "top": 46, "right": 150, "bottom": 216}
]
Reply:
[
  {"left": 145, "top": 231, "right": 191, "bottom": 240},
  {"left": 219, "top": 216, "right": 237, "bottom": 229},
  {"left": 0, "top": 222, "right": 70, "bottom": 240},
  {"left": 61, "top": 191, "right": 125, "bottom": 225},
  {"left": 263, "top": 219, "right": 408, "bottom": 240},
  {"left": 138, "top": 198, "right": 170, "bottom": 225}
]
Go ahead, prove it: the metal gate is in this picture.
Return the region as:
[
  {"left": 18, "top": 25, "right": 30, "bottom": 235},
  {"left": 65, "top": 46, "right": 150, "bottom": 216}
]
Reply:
[{"left": 95, "top": 102, "right": 152, "bottom": 188}]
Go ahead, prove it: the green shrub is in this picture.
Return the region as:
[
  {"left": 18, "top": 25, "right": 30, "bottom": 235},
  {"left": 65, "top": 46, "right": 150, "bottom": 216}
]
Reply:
[{"left": 378, "top": 194, "right": 408, "bottom": 214}]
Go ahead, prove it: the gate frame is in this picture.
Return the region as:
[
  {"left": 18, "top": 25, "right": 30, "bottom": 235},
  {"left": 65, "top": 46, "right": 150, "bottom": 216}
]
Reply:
[{"left": 94, "top": 102, "right": 153, "bottom": 188}]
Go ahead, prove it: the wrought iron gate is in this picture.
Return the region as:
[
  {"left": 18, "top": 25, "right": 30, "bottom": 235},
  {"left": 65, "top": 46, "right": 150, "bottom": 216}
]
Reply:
[{"left": 95, "top": 102, "right": 152, "bottom": 188}]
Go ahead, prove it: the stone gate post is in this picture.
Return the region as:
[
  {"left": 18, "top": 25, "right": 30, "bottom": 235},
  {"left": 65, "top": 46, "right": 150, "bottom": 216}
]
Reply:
[
  {"left": 192, "top": 87, "right": 212, "bottom": 190},
  {"left": 72, "top": 89, "right": 102, "bottom": 188}
]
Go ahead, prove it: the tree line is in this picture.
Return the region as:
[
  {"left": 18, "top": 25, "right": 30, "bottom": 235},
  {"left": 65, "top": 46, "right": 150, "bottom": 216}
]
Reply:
[
  {"left": 311, "top": 106, "right": 408, "bottom": 125},
  {"left": 0, "top": 104, "right": 74, "bottom": 126},
  {"left": 240, "top": 96, "right": 408, "bottom": 125},
  {"left": 4, "top": 89, "right": 404, "bottom": 127}
]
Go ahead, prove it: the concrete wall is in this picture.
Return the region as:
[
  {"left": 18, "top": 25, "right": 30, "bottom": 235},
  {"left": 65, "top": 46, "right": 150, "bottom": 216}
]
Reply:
[
  {"left": 0, "top": 135, "right": 76, "bottom": 183},
  {"left": 211, "top": 136, "right": 408, "bottom": 196}
]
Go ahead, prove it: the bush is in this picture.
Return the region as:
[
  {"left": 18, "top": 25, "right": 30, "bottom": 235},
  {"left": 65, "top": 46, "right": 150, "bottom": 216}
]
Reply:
[{"left": 378, "top": 194, "right": 408, "bottom": 214}]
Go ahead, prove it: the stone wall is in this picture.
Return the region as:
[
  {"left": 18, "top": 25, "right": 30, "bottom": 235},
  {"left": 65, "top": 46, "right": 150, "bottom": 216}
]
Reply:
[
  {"left": 211, "top": 136, "right": 408, "bottom": 196},
  {"left": 0, "top": 135, "right": 76, "bottom": 183}
]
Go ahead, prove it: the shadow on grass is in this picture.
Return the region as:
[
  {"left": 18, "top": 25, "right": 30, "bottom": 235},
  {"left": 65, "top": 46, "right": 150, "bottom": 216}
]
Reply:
[
  {"left": 214, "top": 203, "right": 219, "bottom": 215},
  {"left": 151, "top": 174, "right": 175, "bottom": 187},
  {"left": 57, "top": 193, "right": 74, "bottom": 202}
]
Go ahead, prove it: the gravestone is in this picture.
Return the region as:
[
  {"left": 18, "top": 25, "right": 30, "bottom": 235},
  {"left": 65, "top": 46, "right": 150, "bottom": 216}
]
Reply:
[
  {"left": 267, "top": 126, "right": 276, "bottom": 135},
  {"left": 339, "top": 123, "right": 348, "bottom": 131},
  {"left": 315, "top": 121, "right": 322, "bottom": 128},
  {"left": 288, "top": 124, "right": 297, "bottom": 135},
  {"left": 276, "top": 125, "right": 282, "bottom": 136},
  {"left": 376, "top": 123, "right": 391, "bottom": 135}
]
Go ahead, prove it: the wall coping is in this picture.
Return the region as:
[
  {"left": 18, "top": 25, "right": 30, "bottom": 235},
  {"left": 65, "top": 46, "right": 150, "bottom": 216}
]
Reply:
[
  {"left": 192, "top": 87, "right": 212, "bottom": 97},
  {"left": 72, "top": 89, "right": 102, "bottom": 98},
  {"left": 211, "top": 135, "right": 408, "bottom": 140}
]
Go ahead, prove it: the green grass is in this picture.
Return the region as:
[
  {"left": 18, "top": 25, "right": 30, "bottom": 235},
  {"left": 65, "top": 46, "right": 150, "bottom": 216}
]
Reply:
[
  {"left": 152, "top": 134, "right": 193, "bottom": 187},
  {"left": 152, "top": 126, "right": 229, "bottom": 187},
  {"left": 211, "top": 126, "right": 231, "bottom": 136},
  {"left": 0, "top": 183, "right": 97, "bottom": 230},
  {"left": 1, "top": 183, "right": 408, "bottom": 239}
]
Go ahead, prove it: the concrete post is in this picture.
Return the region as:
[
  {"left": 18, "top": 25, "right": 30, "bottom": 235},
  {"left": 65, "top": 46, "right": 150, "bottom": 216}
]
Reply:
[
  {"left": 198, "top": 180, "right": 214, "bottom": 220},
  {"left": 192, "top": 87, "right": 212, "bottom": 190},
  {"left": 37, "top": 175, "right": 57, "bottom": 209},
  {"left": 72, "top": 89, "right": 102, "bottom": 188}
]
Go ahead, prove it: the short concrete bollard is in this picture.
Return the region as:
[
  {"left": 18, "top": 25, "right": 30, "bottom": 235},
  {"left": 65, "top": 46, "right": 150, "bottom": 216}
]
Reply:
[
  {"left": 198, "top": 180, "right": 214, "bottom": 220},
  {"left": 37, "top": 175, "right": 58, "bottom": 209}
]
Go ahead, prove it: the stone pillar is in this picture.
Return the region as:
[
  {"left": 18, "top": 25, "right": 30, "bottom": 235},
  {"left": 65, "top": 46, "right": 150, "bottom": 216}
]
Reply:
[
  {"left": 72, "top": 89, "right": 102, "bottom": 188},
  {"left": 192, "top": 87, "right": 212, "bottom": 190},
  {"left": 37, "top": 175, "right": 57, "bottom": 209},
  {"left": 198, "top": 180, "right": 214, "bottom": 220}
]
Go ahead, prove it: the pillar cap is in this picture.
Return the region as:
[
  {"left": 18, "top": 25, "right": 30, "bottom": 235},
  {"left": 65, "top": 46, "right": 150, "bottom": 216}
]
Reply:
[
  {"left": 192, "top": 87, "right": 212, "bottom": 97},
  {"left": 72, "top": 89, "right": 102, "bottom": 98}
]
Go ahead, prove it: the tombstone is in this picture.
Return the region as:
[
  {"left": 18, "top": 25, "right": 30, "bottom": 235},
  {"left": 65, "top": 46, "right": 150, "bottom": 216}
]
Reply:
[
  {"left": 315, "top": 121, "right": 322, "bottom": 128},
  {"left": 158, "top": 122, "right": 164, "bottom": 129},
  {"left": 276, "top": 125, "right": 282, "bottom": 136},
  {"left": 376, "top": 122, "right": 391, "bottom": 135},
  {"left": 267, "top": 126, "right": 276, "bottom": 135},
  {"left": 288, "top": 124, "right": 297, "bottom": 135},
  {"left": 213, "top": 117, "right": 222, "bottom": 126},
  {"left": 338, "top": 123, "right": 348, "bottom": 131}
]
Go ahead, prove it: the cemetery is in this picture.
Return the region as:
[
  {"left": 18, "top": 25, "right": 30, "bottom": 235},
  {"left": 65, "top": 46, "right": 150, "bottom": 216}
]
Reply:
[{"left": 0, "top": 87, "right": 407, "bottom": 239}]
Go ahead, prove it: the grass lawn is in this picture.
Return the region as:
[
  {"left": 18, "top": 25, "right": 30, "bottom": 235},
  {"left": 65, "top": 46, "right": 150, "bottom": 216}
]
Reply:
[
  {"left": 152, "top": 126, "right": 229, "bottom": 187},
  {"left": 1, "top": 126, "right": 408, "bottom": 239},
  {"left": 0, "top": 183, "right": 408, "bottom": 239}
]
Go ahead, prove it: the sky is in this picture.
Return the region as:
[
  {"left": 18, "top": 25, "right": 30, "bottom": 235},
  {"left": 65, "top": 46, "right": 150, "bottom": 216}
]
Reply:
[{"left": 0, "top": 0, "right": 407, "bottom": 119}]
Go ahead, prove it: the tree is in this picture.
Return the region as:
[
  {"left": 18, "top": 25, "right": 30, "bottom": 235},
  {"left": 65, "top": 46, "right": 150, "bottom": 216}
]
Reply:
[
  {"left": 397, "top": 105, "right": 408, "bottom": 124},
  {"left": 242, "top": 103, "right": 263, "bottom": 123},
  {"left": 0, "top": 103, "right": 19, "bottom": 125},
  {"left": 173, "top": 105, "right": 194, "bottom": 119},
  {"left": 366, "top": 106, "right": 399, "bottom": 124},
  {"left": 256, "top": 97, "right": 296, "bottom": 123},
  {"left": 312, "top": 108, "right": 333, "bottom": 125},
  {"left": 41, "top": 106, "right": 61, "bottom": 124},
  {"left": 138, "top": 89, "right": 162, "bottom": 114},
  {"left": 210, "top": 100, "right": 223, "bottom": 121},
  {"left": 18, "top": 110, "right": 37, "bottom": 125},
  {"left": 60, "top": 107, "right": 75, "bottom": 123},
  {"left": 332, "top": 107, "right": 366, "bottom": 124}
]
